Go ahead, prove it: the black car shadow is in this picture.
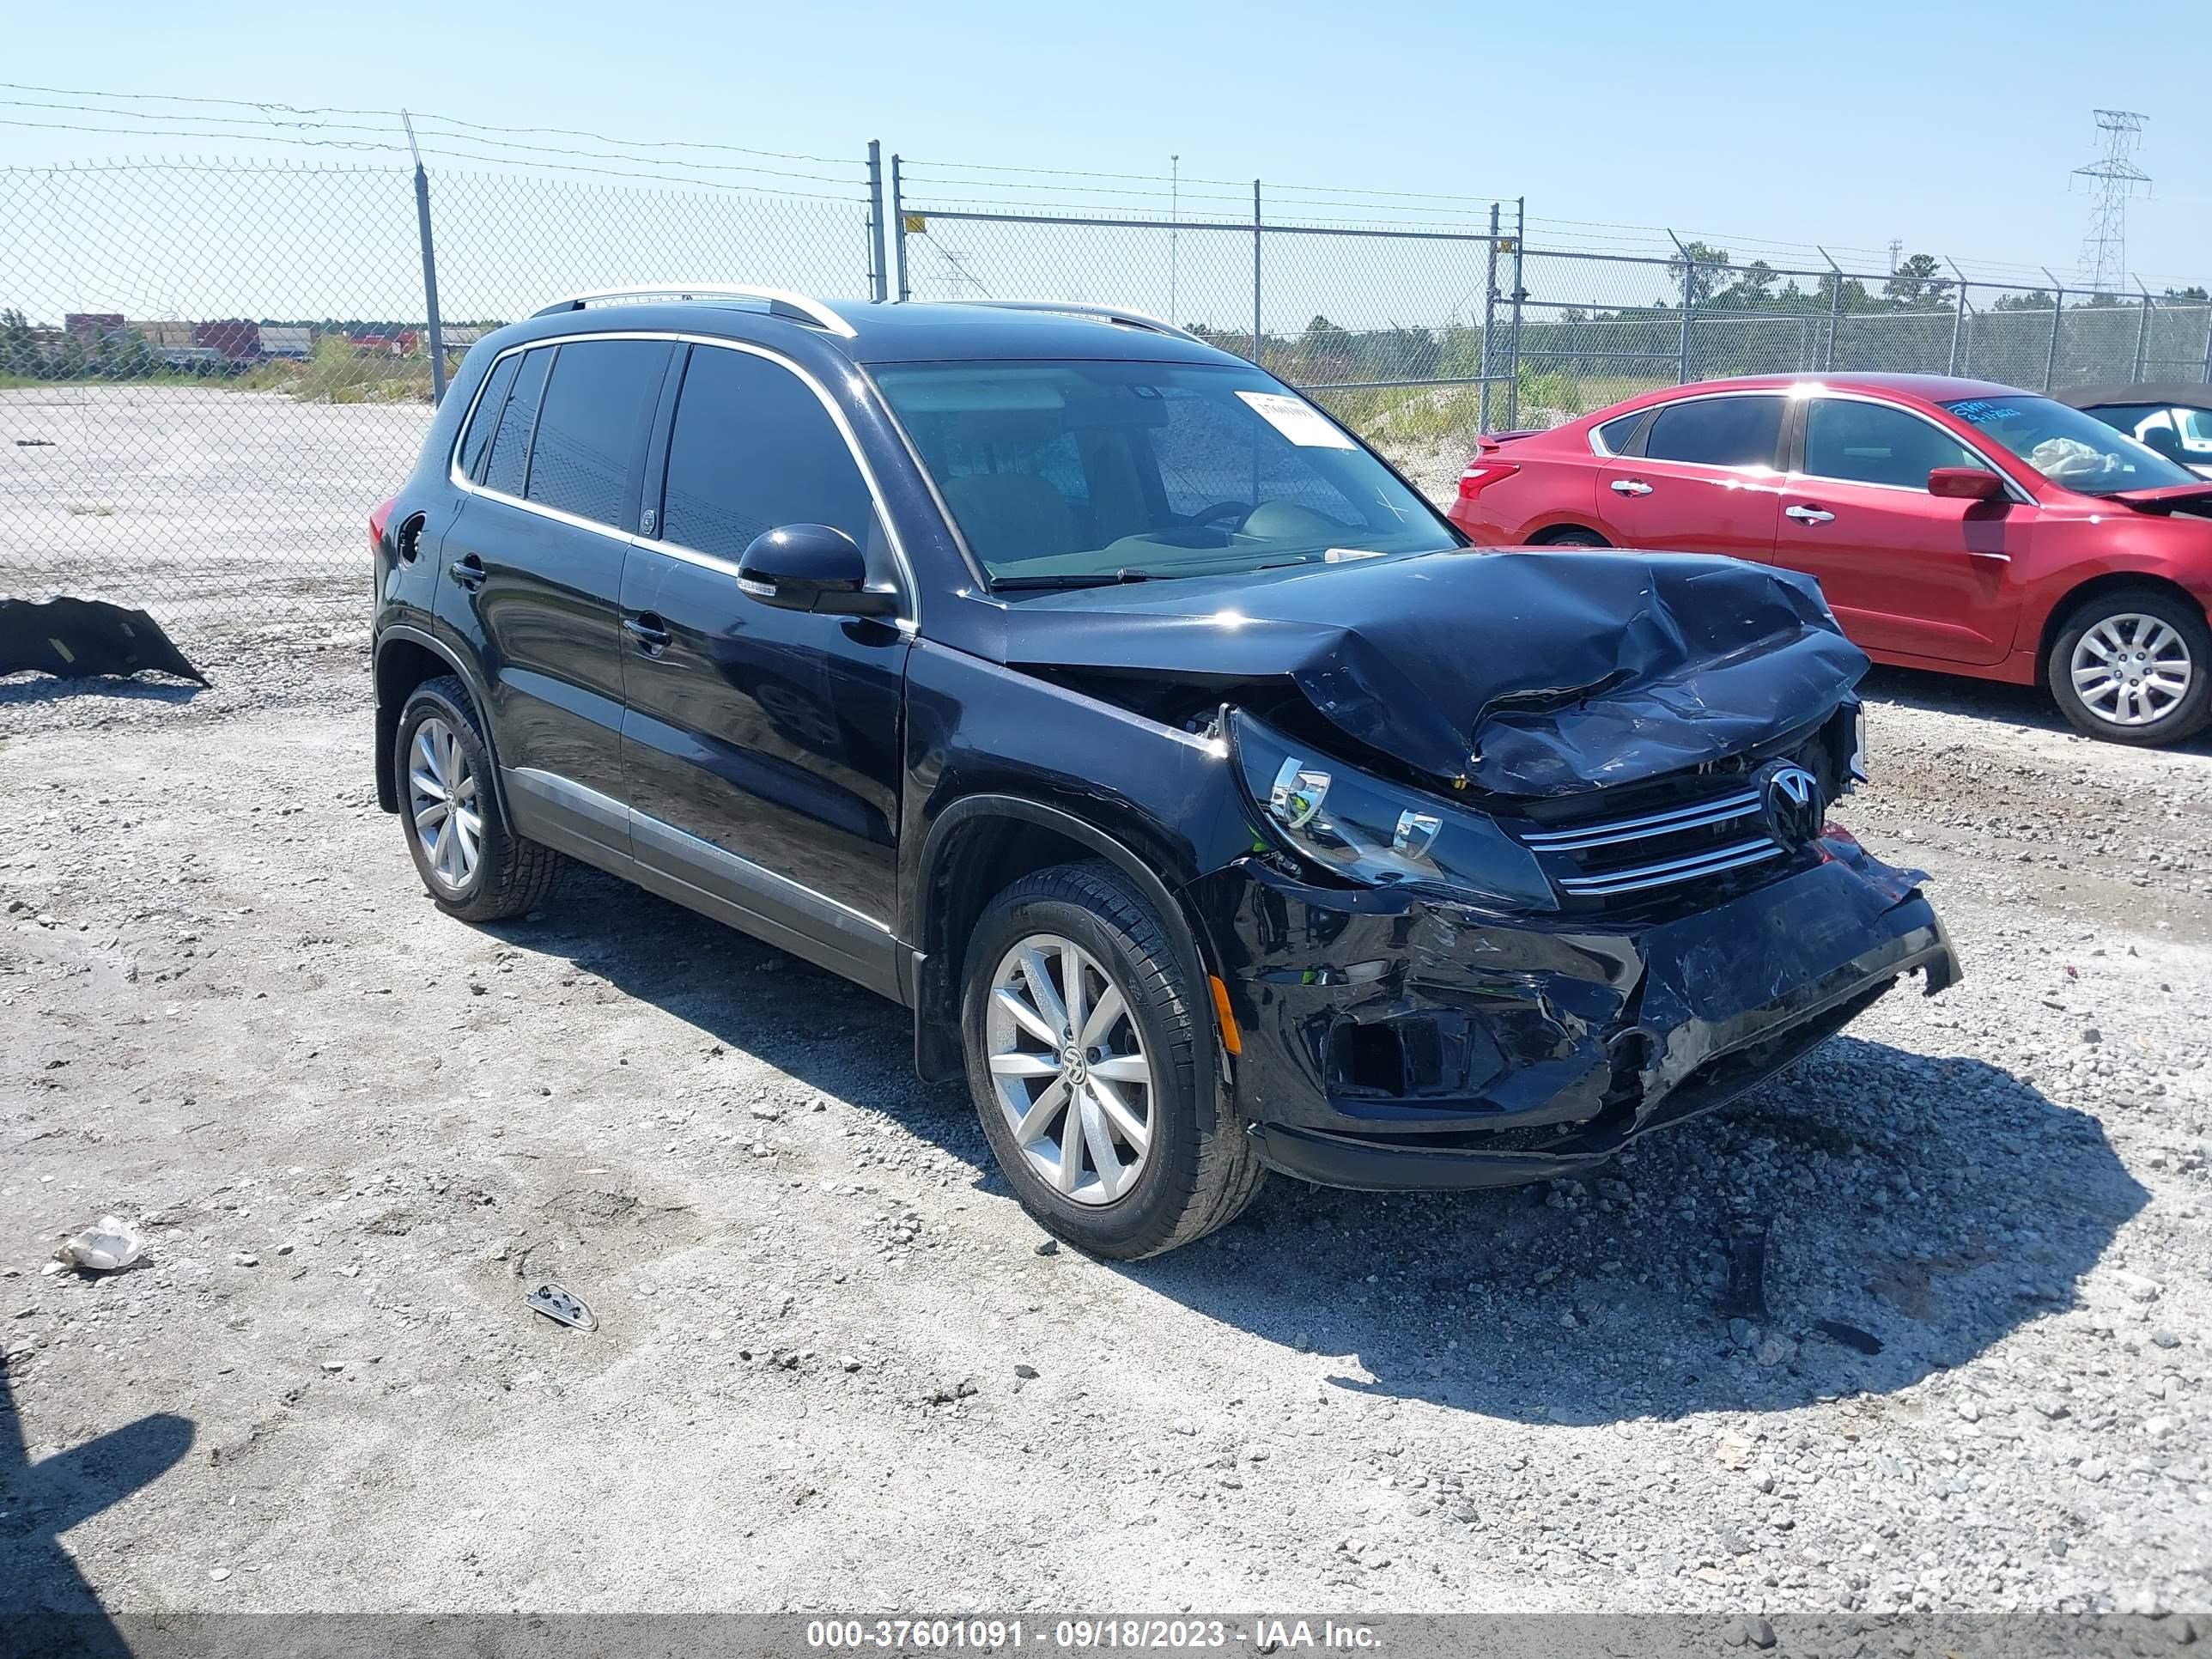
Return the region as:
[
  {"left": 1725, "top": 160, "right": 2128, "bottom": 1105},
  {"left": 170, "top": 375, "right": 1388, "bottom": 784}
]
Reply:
[
  {"left": 494, "top": 868, "right": 2148, "bottom": 1425},
  {"left": 0, "top": 1359, "right": 193, "bottom": 1647}
]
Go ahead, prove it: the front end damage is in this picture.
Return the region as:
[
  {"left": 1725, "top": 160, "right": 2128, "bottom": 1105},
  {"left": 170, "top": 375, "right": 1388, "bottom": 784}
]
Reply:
[
  {"left": 1184, "top": 831, "right": 1957, "bottom": 1189},
  {"left": 983, "top": 545, "right": 1961, "bottom": 1188}
]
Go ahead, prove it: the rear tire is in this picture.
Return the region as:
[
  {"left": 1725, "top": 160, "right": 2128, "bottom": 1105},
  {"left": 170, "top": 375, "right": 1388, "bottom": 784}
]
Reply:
[
  {"left": 393, "top": 676, "right": 567, "bottom": 921},
  {"left": 2046, "top": 588, "right": 2212, "bottom": 747},
  {"left": 1536, "top": 527, "right": 1609, "bottom": 548},
  {"left": 960, "top": 860, "right": 1265, "bottom": 1260}
]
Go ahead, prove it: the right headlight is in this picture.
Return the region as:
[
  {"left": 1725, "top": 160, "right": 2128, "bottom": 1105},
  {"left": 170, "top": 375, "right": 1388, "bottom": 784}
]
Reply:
[{"left": 1229, "top": 710, "right": 1556, "bottom": 912}]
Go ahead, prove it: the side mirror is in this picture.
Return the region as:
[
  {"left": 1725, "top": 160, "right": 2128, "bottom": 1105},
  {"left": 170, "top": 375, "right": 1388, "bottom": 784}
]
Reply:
[
  {"left": 1928, "top": 466, "right": 2005, "bottom": 501},
  {"left": 737, "top": 524, "right": 896, "bottom": 617}
]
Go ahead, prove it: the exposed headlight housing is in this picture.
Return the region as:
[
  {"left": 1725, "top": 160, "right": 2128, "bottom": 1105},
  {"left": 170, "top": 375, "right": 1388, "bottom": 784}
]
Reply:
[{"left": 1231, "top": 711, "right": 1555, "bottom": 911}]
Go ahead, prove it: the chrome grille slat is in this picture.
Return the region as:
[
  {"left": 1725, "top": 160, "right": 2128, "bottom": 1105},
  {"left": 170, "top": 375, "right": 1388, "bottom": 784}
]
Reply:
[
  {"left": 1553, "top": 838, "right": 1787, "bottom": 897},
  {"left": 1521, "top": 787, "right": 1764, "bottom": 853}
]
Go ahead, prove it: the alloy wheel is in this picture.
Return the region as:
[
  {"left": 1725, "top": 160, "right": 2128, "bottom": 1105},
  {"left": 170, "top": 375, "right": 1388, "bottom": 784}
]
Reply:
[
  {"left": 407, "top": 716, "right": 483, "bottom": 890},
  {"left": 985, "top": 934, "right": 1154, "bottom": 1206},
  {"left": 2069, "top": 612, "right": 2195, "bottom": 728}
]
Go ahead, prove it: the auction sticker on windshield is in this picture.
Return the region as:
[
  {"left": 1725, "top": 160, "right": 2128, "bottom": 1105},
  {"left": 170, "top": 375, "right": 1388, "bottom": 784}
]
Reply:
[{"left": 1236, "top": 390, "right": 1357, "bottom": 448}]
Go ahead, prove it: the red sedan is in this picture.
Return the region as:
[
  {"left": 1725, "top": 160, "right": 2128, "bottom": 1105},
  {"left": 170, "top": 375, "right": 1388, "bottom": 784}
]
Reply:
[{"left": 1449, "top": 374, "right": 2212, "bottom": 745}]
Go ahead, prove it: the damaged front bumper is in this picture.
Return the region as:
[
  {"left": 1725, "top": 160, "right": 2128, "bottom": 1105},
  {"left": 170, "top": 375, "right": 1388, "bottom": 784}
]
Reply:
[{"left": 1183, "top": 835, "right": 1960, "bottom": 1191}]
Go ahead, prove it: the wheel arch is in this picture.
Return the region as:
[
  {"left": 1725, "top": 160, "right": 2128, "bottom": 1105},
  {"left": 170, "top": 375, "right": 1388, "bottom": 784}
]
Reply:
[
  {"left": 373, "top": 624, "right": 505, "bottom": 817},
  {"left": 909, "top": 794, "right": 1222, "bottom": 1091},
  {"left": 1527, "top": 522, "right": 1612, "bottom": 547},
  {"left": 2034, "top": 571, "right": 2211, "bottom": 690}
]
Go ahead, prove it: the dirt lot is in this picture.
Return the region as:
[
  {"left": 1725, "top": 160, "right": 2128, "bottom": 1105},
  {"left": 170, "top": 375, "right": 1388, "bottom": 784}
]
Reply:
[{"left": 3, "top": 633, "right": 2209, "bottom": 1620}]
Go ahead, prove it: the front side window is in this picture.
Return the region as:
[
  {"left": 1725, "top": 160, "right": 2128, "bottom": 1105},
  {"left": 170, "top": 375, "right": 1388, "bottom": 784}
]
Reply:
[
  {"left": 1943, "top": 394, "right": 2197, "bottom": 496},
  {"left": 524, "top": 339, "right": 672, "bottom": 528},
  {"left": 1641, "top": 395, "right": 1784, "bottom": 470},
  {"left": 659, "top": 345, "right": 883, "bottom": 567},
  {"left": 873, "top": 360, "right": 1459, "bottom": 584},
  {"left": 1802, "top": 398, "right": 1981, "bottom": 490}
]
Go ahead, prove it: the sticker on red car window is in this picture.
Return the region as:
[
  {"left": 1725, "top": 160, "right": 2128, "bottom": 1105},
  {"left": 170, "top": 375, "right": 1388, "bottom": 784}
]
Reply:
[{"left": 1237, "top": 390, "right": 1358, "bottom": 449}]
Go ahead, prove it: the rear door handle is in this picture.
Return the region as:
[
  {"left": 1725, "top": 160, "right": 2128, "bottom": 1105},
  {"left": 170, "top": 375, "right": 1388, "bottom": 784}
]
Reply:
[
  {"left": 1784, "top": 504, "right": 1835, "bottom": 524},
  {"left": 623, "top": 613, "right": 672, "bottom": 654},
  {"left": 1609, "top": 478, "right": 1654, "bottom": 496},
  {"left": 448, "top": 554, "right": 487, "bottom": 589}
]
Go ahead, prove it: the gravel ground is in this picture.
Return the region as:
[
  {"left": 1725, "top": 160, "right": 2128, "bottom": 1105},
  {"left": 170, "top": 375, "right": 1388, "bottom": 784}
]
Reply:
[{"left": 3, "top": 634, "right": 2207, "bottom": 1620}]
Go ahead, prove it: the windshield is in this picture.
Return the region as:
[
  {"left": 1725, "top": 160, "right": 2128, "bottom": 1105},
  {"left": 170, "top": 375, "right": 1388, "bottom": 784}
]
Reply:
[
  {"left": 874, "top": 360, "right": 1460, "bottom": 583},
  {"left": 1942, "top": 393, "right": 2199, "bottom": 495}
]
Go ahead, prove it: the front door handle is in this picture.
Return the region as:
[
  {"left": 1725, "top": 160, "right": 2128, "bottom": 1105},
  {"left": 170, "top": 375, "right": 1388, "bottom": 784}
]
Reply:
[
  {"left": 1609, "top": 478, "right": 1654, "bottom": 496},
  {"left": 1785, "top": 504, "right": 1836, "bottom": 524},
  {"left": 448, "top": 554, "right": 487, "bottom": 590},
  {"left": 623, "top": 613, "right": 672, "bottom": 655}
]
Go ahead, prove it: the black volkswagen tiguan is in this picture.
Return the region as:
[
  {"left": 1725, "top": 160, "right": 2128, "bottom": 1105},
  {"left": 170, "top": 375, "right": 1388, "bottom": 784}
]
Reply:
[{"left": 370, "top": 285, "right": 1959, "bottom": 1259}]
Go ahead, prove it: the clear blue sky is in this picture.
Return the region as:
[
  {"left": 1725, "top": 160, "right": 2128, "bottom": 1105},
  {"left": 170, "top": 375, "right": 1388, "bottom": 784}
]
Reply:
[{"left": 7, "top": 0, "right": 2209, "bottom": 284}]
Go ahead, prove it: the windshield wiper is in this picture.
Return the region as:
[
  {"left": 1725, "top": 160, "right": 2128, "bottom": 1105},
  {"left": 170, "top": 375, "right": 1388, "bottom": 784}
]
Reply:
[{"left": 992, "top": 568, "right": 1154, "bottom": 590}]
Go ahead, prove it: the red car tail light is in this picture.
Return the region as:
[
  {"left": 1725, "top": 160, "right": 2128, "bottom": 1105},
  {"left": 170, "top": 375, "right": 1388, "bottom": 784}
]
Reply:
[
  {"left": 1456, "top": 462, "right": 1521, "bottom": 502},
  {"left": 369, "top": 494, "right": 397, "bottom": 556}
]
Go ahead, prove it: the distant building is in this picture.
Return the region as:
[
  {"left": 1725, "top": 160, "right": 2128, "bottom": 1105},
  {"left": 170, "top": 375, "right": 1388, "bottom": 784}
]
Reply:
[
  {"left": 64, "top": 313, "right": 126, "bottom": 341},
  {"left": 259, "top": 326, "right": 313, "bottom": 359},
  {"left": 133, "top": 319, "right": 195, "bottom": 348},
  {"left": 192, "top": 319, "right": 261, "bottom": 361}
]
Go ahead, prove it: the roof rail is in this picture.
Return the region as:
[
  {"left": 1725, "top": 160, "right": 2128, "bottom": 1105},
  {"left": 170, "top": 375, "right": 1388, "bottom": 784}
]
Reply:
[
  {"left": 925, "top": 298, "right": 1202, "bottom": 343},
  {"left": 530, "top": 284, "right": 857, "bottom": 339}
]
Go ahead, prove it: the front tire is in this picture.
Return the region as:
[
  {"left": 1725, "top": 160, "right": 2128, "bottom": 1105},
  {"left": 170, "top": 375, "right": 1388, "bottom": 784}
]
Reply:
[
  {"left": 2047, "top": 588, "right": 2212, "bottom": 747},
  {"left": 393, "top": 676, "right": 567, "bottom": 921},
  {"left": 960, "top": 861, "right": 1265, "bottom": 1260}
]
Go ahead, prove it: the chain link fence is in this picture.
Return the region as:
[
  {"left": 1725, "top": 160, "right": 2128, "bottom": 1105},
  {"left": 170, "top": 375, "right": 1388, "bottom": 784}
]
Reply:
[
  {"left": 1, "top": 156, "right": 877, "bottom": 642},
  {"left": 5, "top": 142, "right": 2210, "bottom": 653}
]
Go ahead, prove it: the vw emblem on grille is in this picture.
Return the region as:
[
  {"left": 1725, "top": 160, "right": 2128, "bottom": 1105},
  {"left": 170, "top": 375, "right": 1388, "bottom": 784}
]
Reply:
[{"left": 1759, "top": 763, "right": 1824, "bottom": 847}]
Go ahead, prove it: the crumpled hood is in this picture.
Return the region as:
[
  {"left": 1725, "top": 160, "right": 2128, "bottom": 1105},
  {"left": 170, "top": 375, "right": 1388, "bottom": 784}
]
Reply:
[{"left": 984, "top": 548, "right": 1869, "bottom": 797}]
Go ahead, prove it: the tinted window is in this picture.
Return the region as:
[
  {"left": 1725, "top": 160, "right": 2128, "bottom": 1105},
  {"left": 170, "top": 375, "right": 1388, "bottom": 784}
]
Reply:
[
  {"left": 482, "top": 348, "right": 552, "bottom": 499},
  {"left": 457, "top": 353, "right": 520, "bottom": 480},
  {"left": 659, "top": 346, "right": 881, "bottom": 566},
  {"left": 1803, "top": 399, "right": 1978, "bottom": 489},
  {"left": 525, "top": 339, "right": 671, "bottom": 528},
  {"left": 1594, "top": 411, "right": 1644, "bottom": 455},
  {"left": 1643, "top": 396, "right": 1783, "bottom": 469}
]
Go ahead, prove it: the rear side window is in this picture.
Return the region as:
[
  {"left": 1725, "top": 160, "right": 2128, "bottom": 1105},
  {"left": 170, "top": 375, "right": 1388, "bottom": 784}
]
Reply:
[
  {"left": 1802, "top": 399, "right": 1978, "bottom": 489},
  {"left": 457, "top": 353, "right": 521, "bottom": 480},
  {"left": 659, "top": 346, "right": 881, "bottom": 565},
  {"left": 524, "top": 339, "right": 672, "bottom": 528},
  {"left": 1593, "top": 411, "right": 1645, "bottom": 455},
  {"left": 482, "top": 348, "right": 552, "bottom": 498},
  {"left": 1643, "top": 396, "right": 1783, "bottom": 469}
]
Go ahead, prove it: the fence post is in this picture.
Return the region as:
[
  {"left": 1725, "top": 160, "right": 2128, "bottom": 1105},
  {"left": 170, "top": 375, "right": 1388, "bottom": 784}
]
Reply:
[
  {"left": 1818, "top": 246, "right": 1843, "bottom": 372},
  {"left": 2201, "top": 302, "right": 2212, "bottom": 386},
  {"left": 890, "top": 154, "right": 910, "bottom": 302},
  {"left": 2042, "top": 269, "right": 2063, "bottom": 391},
  {"left": 2133, "top": 280, "right": 2153, "bottom": 381},
  {"left": 866, "top": 141, "right": 889, "bottom": 303},
  {"left": 1479, "top": 202, "right": 1500, "bottom": 434},
  {"left": 1946, "top": 258, "right": 1969, "bottom": 377},
  {"left": 402, "top": 113, "right": 447, "bottom": 405},
  {"left": 1251, "top": 180, "right": 1262, "bottom": 367},
  {"left": 1505, "top": 197, "right": 1525, "bottom": 428},
  {"left": 1668, "top": 230, "right": 1693, "bottom": 385}
]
